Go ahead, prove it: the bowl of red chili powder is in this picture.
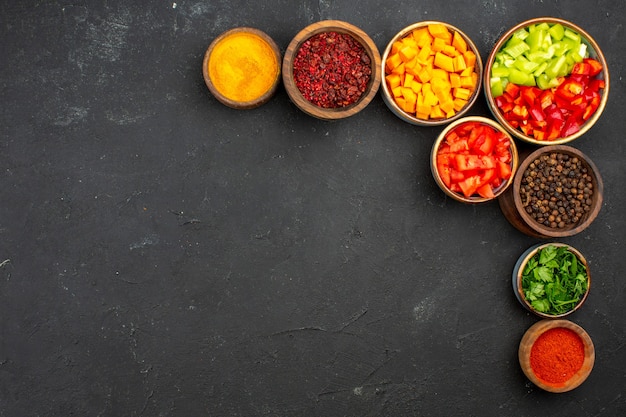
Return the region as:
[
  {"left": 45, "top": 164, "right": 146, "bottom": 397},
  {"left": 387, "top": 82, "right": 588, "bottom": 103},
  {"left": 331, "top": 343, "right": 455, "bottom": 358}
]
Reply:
[
  {"left": 282, "top": 20, "right": 382, "bottom": 120},
  {"left": 519, "top": 319, "right": 594, "bottom": 393}
]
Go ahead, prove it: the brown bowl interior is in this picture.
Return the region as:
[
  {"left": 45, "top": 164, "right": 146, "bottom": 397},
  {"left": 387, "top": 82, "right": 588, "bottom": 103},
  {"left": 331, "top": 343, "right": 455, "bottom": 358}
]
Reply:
[
  {"left": 381, "top": 21, "right": 483, "bottom": 126},
  {"left": 519, "top": 319, "right": 595, "bottom": 393},
  {"left": 203, "top": 27, "right": 282, "bottom": 109},
  {"left": 484, "top": 17, "right": 610, "bottom": 145},
  {"left": 515, "top": 242, "right": 591, "bottom": 318},
  {"left": 282, "top": 20, "right": 382, "bottom": 120},
  {"left": 430, "top": 116, "right": 518, "bottom": 203},
  {"left": 505, "top": 145, "right": 603, "bottom": 237}
]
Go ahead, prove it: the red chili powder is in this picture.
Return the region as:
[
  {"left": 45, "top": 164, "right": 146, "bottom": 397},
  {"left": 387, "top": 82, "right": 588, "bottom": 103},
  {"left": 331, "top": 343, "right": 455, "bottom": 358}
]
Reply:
[
  {"left": 530, "top": 327, "right": 585, "bottom": 385},
  {"left": 292, "top": 31, "right": 372, "bottom": 108}
]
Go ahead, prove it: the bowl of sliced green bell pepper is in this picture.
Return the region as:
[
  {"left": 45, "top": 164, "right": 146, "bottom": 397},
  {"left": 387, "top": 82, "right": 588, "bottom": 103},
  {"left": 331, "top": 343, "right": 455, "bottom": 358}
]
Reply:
[{"left": 484, "top": 17, "right": 609, "bottom": 145}]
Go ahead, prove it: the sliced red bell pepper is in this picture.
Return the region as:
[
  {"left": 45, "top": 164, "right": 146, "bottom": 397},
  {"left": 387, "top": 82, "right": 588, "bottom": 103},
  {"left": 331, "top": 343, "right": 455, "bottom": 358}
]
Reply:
[
  {"left": 520, "top": 86, "right": 541, "bottom": 107},
  {"left": 545, "top": 122, "right": 562, "bottom": 140},
  {"left": 504, "top": 82, "right": 520, "bottom": 98},
  {"left": 494, "top": 55, "right": 605, "bottom": 141},
  {"left": 584, "top": 58, "right": 603, "bottom": 76},
  {"left": 529, "top": 104, "right": 545, "bottom": 122},
  {"left": 583, "top": 95, "right": 601, "bottom": 120},
  {"left": 588, "top": 78, "right": 605, "bottom": 92},
  {"left": 538, "top": 90, "right": 554, "bottom": 110},
  {"left": 562, "top": 115, "right": 581, "bottom": 137},
  {"left": 511, "top": 104, "right": 529, "bottom": 120},
  {"left": 568, "top": 73, "right": 590, "bottom": 86},
  {"left": 556, "top": 79, "right": 584, "bottom": 100},
  {"left": 529, "top": 119, "right": 547, "bottom": 129},
  {"left": 571, "top": 61, "right": 591, "bottom": 75},
  {"left": 519, "top": 121, "right": 533, "bottom": 136},
  {"left": 533, "top": 129, "right": 546, "bottom": 141}
]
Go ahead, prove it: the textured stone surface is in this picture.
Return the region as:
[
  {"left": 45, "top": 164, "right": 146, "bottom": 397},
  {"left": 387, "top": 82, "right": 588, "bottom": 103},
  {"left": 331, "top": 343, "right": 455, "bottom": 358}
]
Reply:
[{"left": 1, "top": 1, "right": 624, "bottom": 415}]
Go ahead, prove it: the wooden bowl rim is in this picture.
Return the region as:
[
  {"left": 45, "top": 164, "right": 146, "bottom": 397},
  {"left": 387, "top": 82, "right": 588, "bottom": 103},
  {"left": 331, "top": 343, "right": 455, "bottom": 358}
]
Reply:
[
  {"left": 282, "top": 20, "right": 382, "bottom": 120},
  {"left": 518, "top": 319, "right": 595, "bottom": 393},
  {"left": 381, "top": 20, "right": 484, "bottom": 126},
  {"left": 203, "top": 27, "right": 282, "bottom": 110},
  {"left": 514, "top": 242, "right": 591, "bottom": 318},
  {"left": 511, "top": 145, "right": 604, "bottom": 237},
  {"left": 484, "top": 17, "right": 610, "bottom": 145},
  {"left": 430, "top": 116, "right": 519, "bottom": 203}
]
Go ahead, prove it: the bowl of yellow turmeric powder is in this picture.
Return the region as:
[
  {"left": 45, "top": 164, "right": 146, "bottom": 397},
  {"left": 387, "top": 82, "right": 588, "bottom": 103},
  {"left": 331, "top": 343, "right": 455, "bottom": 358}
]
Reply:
[
  {"left": 381, "top": 21, "right": 483, "bottom": 126},
  {"left": 203, "top": 27, "right": 282, "bottom": 109},
  {"left": 282, "top": 20, "right": 382, "bottom": 120}
]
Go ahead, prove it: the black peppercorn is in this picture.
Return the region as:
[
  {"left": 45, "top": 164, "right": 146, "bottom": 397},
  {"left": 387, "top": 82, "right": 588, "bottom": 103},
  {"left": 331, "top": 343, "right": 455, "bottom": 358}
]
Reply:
[{"left": 520, "top": 152, "right": 594, "bottom": 229}]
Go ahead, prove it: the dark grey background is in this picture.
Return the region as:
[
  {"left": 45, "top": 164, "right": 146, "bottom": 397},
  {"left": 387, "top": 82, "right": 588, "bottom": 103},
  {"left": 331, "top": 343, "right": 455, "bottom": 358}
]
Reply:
[{"left": 1, "top": 1, "right": 624, "bottom": 416}]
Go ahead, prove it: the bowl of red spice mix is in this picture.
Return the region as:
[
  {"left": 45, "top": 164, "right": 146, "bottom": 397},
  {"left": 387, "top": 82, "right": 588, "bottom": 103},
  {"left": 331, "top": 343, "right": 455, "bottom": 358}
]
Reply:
[
  {"left": 513, "top": 242, "right": 590, "bottom": 318},
  {"left": 519, "top": 319, "right": 594, "bottom": 393},
  {"left": 498, "top": 145, "right": 603, "bottom": 238},
  {"left": 431, "top": 116, "right": 518, "bottom": 203},
  {"left": 282, "top": 20, "right": 382, "bottom": 120},
  {"left": 484, "top": 17, "right": 610, "bottom": 145},
  {"left": 381, "top": 21, "right": 483, "bottom": 126},
  {"left": 203, "top": 27, "right": 282, "bottom": 109}
]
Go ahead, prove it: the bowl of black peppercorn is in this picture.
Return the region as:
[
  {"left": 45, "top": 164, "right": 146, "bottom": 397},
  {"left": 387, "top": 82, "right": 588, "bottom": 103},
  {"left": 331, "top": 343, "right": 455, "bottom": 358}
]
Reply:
[{"left": 498, "top": 145, "right": 603, "bottom": 238}]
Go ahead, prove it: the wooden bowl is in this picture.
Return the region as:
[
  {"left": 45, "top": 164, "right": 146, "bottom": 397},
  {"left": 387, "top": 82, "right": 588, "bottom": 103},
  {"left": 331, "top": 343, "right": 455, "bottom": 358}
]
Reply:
[
  {"left": 512, "top": 242, "right": 590, "bottom": 318},
  {"left": 203, "top": 27, "right": 281, "bottom": 109},
  {"left": 381, "top": 21, "right": 483, "bottom": 126},
  {"left": 519, "top": 319, "right": 594, "bottom": 393},
  {"left": 282, "top": 20, "right": 382, "bottom": 120},
  {"left": 430, "top": 116, "right": 518, "bottom": 203},
  {"left": 484, "top": 17, "right": 610, "bottom": 145},
  {"left": 498, "top": 145, "right": 603, "bottom": 238}
]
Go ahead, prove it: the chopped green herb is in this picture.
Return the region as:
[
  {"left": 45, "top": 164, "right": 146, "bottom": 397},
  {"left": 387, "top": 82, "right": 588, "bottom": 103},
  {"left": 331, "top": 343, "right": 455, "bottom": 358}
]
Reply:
[{"left": 521, "top": 245, "right": 588, "bottom": 315}]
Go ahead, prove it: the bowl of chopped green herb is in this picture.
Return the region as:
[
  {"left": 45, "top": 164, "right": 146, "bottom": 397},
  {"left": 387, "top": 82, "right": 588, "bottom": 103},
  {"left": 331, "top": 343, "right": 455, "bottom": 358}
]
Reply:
[{"left": 513, "top": 243, "right": 590, "bottom": 318}]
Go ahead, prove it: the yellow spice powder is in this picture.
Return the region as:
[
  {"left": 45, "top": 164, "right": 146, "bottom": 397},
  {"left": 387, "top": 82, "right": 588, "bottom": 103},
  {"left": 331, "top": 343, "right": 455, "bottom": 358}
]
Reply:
[{"left": 208, "top": 32, "right": 278, "bottom": 103}]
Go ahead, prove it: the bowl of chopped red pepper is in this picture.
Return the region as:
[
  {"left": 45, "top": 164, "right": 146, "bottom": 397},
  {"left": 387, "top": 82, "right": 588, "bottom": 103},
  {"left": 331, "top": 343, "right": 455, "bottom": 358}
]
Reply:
[
  {"left": 431, "top": 116, "right": 518, "bottom": 203},
  {"left": 282, "top": 20, "right": 382, "bottom": 120},
  {"left": 518, "top": 319, "right": 594, "bottom": 393},
  {"left": 484, "top": 17, "right": 610, "bottom": 145},
  {"left": 498, "top": 145, "right": 603, "bottom": 238},
  {"left": 513, "top": 243, "right": 591, "bottom": 319},
  {"left": 381, "top": 21, "right": 483, "bottom": 126}
]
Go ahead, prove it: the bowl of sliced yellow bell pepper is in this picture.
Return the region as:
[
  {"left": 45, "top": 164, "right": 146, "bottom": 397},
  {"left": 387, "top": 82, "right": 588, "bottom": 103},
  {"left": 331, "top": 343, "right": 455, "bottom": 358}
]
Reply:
[{"left": 381, "top": 21, "right": 483, "bottom": 126}]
